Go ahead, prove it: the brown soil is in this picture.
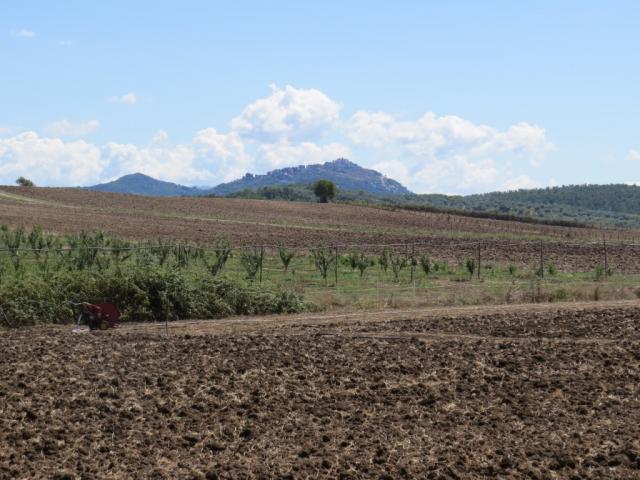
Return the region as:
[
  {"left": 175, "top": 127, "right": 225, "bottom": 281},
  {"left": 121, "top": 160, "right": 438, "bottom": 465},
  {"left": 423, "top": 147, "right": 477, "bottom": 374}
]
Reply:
[
  {"left": 2, "top": 301, "right": 640, "bottom": 479},
  {"left": 2, "top": 186, "right": 640, "bottom": 273}
]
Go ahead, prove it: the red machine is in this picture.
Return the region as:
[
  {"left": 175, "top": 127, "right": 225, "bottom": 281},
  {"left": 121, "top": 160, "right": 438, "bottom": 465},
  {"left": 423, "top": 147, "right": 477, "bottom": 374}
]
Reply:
[{"left": 71, "top": 302, "right": 120, "bottom": 332}]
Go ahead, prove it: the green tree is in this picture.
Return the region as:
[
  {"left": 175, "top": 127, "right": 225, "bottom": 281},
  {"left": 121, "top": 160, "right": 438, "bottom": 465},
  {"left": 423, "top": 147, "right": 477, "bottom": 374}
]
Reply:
[
  {"left": 278, "top": 244, "right": 295, "bottom": 272},
  {"left": 465, "top": 257, "right": 476, "bottom": 279},
  {"left": 16, "top": 177, "right": 35, "bottom": 187},
  {"left": 313, "top": 180, "right": 336, "bottom": 203}
]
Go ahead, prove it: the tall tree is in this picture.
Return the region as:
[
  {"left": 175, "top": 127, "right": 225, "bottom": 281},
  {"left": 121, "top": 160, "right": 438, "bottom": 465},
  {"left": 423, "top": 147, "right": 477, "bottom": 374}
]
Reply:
[{"left": 313, "top": 180, "right": 336, "bottom": 203}]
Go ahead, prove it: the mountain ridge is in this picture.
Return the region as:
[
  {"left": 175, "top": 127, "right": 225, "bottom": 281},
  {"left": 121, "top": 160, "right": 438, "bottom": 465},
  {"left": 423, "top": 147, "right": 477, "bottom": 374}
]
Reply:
[
  {"left": 208, "top": 158, "right": 411, "bottom": 196},
  {"left": 87, "top": 158, "right": 412, "bottom": 197}
]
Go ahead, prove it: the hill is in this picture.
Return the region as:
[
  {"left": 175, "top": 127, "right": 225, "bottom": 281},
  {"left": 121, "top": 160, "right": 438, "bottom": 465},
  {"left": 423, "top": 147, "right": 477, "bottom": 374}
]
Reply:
[
  {"left": 1, "top": 185, "right": 629, "bottom": 249},
  {"left": 227, "top": 183, "right": 640, "bottom": 229},
  {"left": 405, "top": 184, "right": 640, "bottom": 228},
  {"left": 208, "top": 158, "right": 411, "bottom": 196},
  {"left": 88, "top": 173, "right": 203, "bottom": 196}
]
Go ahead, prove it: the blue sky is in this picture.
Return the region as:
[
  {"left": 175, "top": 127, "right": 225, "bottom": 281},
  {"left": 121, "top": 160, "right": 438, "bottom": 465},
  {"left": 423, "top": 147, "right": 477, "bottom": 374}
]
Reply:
[{"left": 1, "top": 1, "right": 639, "bottom": 193}]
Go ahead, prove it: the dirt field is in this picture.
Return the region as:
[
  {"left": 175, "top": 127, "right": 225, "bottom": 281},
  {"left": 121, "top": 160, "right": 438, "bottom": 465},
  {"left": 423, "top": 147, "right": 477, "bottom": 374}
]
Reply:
[
  {"left": 2, "top": 300, "right": 640, "bottom": 479},
  {"left": 2, "top": 186, "right": 640, "bottom": 273}
]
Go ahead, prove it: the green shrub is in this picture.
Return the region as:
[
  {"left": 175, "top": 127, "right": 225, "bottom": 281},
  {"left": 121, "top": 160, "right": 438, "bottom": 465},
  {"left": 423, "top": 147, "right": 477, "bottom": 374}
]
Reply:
[
  {"left": 239, "top": 247, "right": 262, "bottom": 281},
  {"left": 419, "top": 255, "right": 431, "bottom": 277},
  {"left": 378, "top": 248, "right": 390, "bottom": 272},
  {"left": 465, "top": 257, "right": 476, "bottom": 278},
  {"left": 202, "top": 236, "right": 232, "bottom": 276},
  {"left": 278, "top": 244, "right": 295, "bottom": 272},
  {"left": 311, "top": 246, "right": 335, "bottom": 285},
  {"left": 0, "top": 266, "right": 309, "bottom": 327},
  {"left": 390, "top": 253, "right": 407, "bottom": 282}
]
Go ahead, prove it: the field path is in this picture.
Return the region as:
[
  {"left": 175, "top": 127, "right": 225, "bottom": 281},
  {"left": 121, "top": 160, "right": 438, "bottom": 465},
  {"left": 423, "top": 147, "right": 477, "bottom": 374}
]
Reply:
[{"left": 118, "top": 298, "right": 640, "bottom": 337}]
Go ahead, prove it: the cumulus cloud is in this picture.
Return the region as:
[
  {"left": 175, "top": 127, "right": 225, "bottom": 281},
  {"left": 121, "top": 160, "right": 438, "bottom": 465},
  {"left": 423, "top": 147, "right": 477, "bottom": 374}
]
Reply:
[
  {"left": 256, "top": 141, "right": 352, "bottom": 169},
  {"left": 102, "top": 141, "right": 203, "bottom": 185},
  {"left": 193, "top": 128, "right": 253, "bottom": 182},
  {"left": 108, "top": 92, "right": 137, "bottom": 105},
  {"left": 346, "top": 110, "right": 554, "bottom": 193},
  {"left": 347, "top": 111, "right": 553, "bottom": 161},
  {"left": 1, "top": 85, "right": 555, "bottom": 193},
  {"left": 231, "top": 85, "right": 341, "bottom": 141},
  {"left": 44, "top": 119, "right": 100, "bottom": 137},
  {"left": 0, "top": 132, "right": 105, "bottom": 186},
  {"left": 627, "top": 149, "right": 640, "bottom": 162}
]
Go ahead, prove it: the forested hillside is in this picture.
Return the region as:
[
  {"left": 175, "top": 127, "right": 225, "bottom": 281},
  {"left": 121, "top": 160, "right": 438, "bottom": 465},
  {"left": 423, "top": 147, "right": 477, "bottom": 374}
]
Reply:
[{"left": 224, "top": 183, "right": 640, "bottom": 229}]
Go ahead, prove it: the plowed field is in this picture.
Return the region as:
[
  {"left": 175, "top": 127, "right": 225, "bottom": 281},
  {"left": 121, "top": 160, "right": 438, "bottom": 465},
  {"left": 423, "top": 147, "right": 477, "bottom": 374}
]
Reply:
[
  {"left": 1, "top": 186, "right": 640, "bottom": 272},
  {"left": 2, "top": 301, "right": 640, "bottom": 479}
]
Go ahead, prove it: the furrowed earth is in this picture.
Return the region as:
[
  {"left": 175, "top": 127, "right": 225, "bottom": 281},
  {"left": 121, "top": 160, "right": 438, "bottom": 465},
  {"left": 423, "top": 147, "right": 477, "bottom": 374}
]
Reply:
[
  {"left": 2, "top": 301, "right": 640, "bottom": 479},
  {"left": 2, "top": 186, "right": 640, "bottom": 273}
]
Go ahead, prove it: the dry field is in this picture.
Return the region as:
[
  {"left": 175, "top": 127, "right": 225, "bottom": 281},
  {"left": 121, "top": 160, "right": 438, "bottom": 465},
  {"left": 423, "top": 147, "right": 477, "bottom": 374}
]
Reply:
[
  {"left": 2, "top": 300, "right": 640, "bottom": 479},
  {"left": 1, "top": 186, "right": 640, "bottom": 272}
]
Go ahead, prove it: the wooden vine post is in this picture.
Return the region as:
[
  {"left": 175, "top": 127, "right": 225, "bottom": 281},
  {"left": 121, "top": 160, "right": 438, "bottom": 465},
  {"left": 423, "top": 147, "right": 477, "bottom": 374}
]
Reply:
[
  {"left": 539, "top": 241, "right": 544, "bottom": 278},
  {"left": 259, "top": 246, "right": 264, "bottom": 284},
  {"left": 477, "top": 243, "right": 481, "bottom": 280},
  {"left": 410, "top": 243, "right": 415, "bottom": 284},
  {"left": 603, "top": 238, "right": 608, "bottom": 275},
  {"left": 334, "top": 245, "right": 339, "bottom": 286}
]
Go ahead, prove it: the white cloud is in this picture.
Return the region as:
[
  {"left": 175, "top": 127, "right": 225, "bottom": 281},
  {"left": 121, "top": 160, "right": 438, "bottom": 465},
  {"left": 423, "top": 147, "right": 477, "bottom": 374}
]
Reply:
[
  {"left": 102, "top": 141, "right": 204, "bottom": 185},
  {"left": 500, "top": 175, "right": 541, "bottom": 191},
  {"left": 44, "top": 119, "right": 100, "bottom": 137},
  {"left": 194, "top": 128, "right": 252, "bottom": 182},
  {"left": 371, "top": 160, "right": 413, "bottom": 188},
  {"left": 108, "top": 92, "right": 137, "bottom": 105},
  {"left": 0, "top": 132, "right": 105, "bottom": 186},
  {"left": 256, "top": 141, "right": 351, "bottom": 169},
  {"left": 1, "top": 85, "right": 556, "bottom": 193},
  {"left": 0, "top": 126, "right": 14, "bottom": 136},
  {"left": 410, "top": 156, "right": 500, "bottom": 193},
  {"left": 347, "top": 111, "right": 553, "bottom": 161},
  {"left": 345, "top": 110, "right": 554, "bottom": 193},
  {"left": 627, "top": 149, "right": 640, "bottom": 162},
  {"left": 231, "top": 85, "right": 341, "bottom": 141},
  {"left": 13, "top": 29, "right": 35, "bottom": 38}
]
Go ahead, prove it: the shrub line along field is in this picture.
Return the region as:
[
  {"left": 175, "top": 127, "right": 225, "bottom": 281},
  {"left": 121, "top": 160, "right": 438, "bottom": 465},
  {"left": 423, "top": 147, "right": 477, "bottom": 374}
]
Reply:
[
  {"left": 2, "top": 224, "right": 640, "bottom": 327},
  {"left": 2, "top": 300, "right": 640, "bottom": 479}
]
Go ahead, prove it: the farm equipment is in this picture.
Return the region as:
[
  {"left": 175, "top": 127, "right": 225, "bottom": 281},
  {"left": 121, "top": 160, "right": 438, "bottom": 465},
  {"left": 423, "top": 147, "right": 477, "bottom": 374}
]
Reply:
[{"left": 70, "top": 302, "right": 120, "bottom": 333}]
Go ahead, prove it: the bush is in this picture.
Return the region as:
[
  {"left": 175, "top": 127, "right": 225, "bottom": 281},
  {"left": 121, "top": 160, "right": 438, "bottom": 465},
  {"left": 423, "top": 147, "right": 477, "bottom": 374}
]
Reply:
[
  {"left": 311, "top": 246, "right": 335, "bottom": 285},
  {"left": 378, "top": 248, "right": 390, "bottom": 272},
  {"left": 278, "top": 244, "right": 295, "bottom": 272},
  {"left": 202, "top": 237, "right": 232, "bottom": 275},
  {"left": 465, "top": 258, "right": 476, "bottom": 278},
  {"left": 390, "top": 253, "right": 407, "bottom": 282},
  {"left": 0, "top": 266, "right": 309, "bottom": 327},
  {"left": 419, "top": 255, "right": 431, "bottom": 277},
  {"left": 239, "top": 247, "right": 262, "bottom": 281}
]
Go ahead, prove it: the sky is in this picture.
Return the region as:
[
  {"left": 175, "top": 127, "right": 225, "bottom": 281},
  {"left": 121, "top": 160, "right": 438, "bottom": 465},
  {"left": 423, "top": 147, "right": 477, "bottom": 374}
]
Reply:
[{"left": 1, "top": 1, "right": 639, "bottom": 194}]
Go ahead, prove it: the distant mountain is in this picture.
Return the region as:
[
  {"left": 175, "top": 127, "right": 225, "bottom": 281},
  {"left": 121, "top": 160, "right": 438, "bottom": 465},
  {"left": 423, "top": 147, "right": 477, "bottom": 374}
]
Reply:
[
  {"left": 88, "top": 173, "right": 203, "bottom": 197},
  {"left": 208, "top": 158, "right": 412, "bottom": 196}
]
